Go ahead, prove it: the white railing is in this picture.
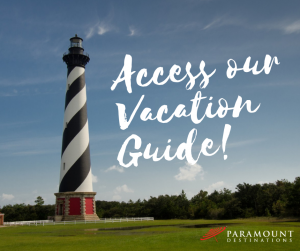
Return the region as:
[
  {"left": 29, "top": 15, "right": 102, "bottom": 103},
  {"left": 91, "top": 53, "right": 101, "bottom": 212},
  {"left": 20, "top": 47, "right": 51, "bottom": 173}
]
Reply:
[
  {"left": 4, "top": 220, "right": 53, "bottom": 226},
  {"left": 4, "top": 217, "right": 154, "bottom": 226}
]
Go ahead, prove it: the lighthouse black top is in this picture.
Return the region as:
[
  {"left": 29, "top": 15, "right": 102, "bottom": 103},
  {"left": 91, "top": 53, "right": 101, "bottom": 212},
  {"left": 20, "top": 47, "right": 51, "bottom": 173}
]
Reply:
[{"left": 63, "top": 34, "right": 90, "bottom": 68}]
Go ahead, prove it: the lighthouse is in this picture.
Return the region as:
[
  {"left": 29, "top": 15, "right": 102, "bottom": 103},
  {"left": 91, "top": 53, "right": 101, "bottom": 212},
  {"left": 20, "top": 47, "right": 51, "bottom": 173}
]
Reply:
[{"left": 54, "top": 35, "right": 99, "bottom": 221}]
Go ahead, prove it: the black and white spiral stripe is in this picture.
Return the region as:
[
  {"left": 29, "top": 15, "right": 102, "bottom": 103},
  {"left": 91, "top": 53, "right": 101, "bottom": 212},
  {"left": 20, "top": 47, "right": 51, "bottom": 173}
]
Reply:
[{"left": 59, "top": 66, "right": 93, "bottom": 193}]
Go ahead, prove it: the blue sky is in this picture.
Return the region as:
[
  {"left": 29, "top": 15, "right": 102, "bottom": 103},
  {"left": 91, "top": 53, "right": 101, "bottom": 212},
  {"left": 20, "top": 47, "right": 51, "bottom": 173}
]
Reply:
[{"left": 0, "top": 0, "right": 299, "bottom": 206}]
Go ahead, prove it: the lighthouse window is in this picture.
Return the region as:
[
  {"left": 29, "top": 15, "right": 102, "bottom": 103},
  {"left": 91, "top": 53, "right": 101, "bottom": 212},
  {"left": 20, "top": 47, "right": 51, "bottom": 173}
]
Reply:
[{"left": 70, "top": 41, "right": 82, "bottom": 48}]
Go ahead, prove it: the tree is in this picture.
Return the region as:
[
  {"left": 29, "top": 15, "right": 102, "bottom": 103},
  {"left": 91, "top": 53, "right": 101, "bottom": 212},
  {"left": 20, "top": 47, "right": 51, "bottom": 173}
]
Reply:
[
  {"left": 35, "top": 196, "right": 44, "bottom": 206},
  {"left": 287, "top": 177, "right": 300, "bottom": 216},
  {"left": 235, "top": 183, "right": 261, "bottom": 216},
  {"left": 190, "top": 190, "right": 208, "bottom": 204}
]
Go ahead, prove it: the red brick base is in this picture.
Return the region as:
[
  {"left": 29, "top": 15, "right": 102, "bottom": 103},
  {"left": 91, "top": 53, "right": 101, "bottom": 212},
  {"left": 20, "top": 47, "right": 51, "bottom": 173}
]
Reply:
[
  {"left": 54, "top": 192, "right": 99, "bottom": 221},
  {"left": 0, "top": 213, "right": 4, "bottom": 225}
]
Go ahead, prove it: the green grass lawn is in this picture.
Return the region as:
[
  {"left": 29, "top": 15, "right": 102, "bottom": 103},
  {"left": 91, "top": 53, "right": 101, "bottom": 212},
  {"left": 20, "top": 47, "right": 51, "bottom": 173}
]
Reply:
[{"left": 0, "top": 218, "right": 299, "bottom": 251}]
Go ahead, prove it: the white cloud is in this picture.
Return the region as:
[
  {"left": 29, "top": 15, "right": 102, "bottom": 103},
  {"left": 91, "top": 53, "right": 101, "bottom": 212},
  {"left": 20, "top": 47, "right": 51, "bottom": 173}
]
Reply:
[
  {"left": 283, "top": 20, "right": 300, "bottom": 34},
  {"left": 203, "top": 17, "right": 300, "bottom": 35},
  {"left": 129, "top": 26, "right": 137, "bottom": 36},
  {"left": 2, "top": 193, "right": 15, "bottom": 200},
  {"left": 202, "top": 16, "right": 242, "bottom": 30},
  {"left": 185, "top": 191, "right": 196, "bottom": 200},
  {"left": 203, "top": 17, "right": 224, "bottom": 30},
  {"left": 112, "top": 184, "right": 134, "bottom": 201},
  {"left": 256, "top": 20, "right": 300, "bottom": 35},
  {"left": 85, "top": 22, "right": 111, "bottom": 39},
  {"left": 174, "top": 162, "right": 204, "bottom": 181},
  {"left": 0, "top": 135, "right": 60, "bottom": 157},
  {"left": 11, "top": 150, "right": 57, "bottom": 156},
  {"left": 86, "top": 27, "right": 95, "bottom": 39},
  {"left": 205, "top": 181, "right": 225, "bottom": 193},
  {"left": 85, "top": 8, "right": 115, "bottom": 39},
  {"left": 227, "top": 138, "right": 265, "bottom": 148},
  {"left": 105, "top": 165, "right": 124, "bottom": 173},
  {"left": 232, "top": 160, "right": 245, "bottom": 165},
  {"left": 115, "top": 184, "right": 134, "bottom": 193},
  {"left": 258, "top": 181, "right": 269, "bottom": 185},
  {"left": 98, "top": 23, "right": 110, "bottom": 35},
  {"left": 112, "top": 194, "right": 121, "bottom": 200},
  {"left": 92, "top": 173, "right": 98, "bottom": 183},
  {"left": 0, "top": 75, "right": 65, "bottom": 87}
]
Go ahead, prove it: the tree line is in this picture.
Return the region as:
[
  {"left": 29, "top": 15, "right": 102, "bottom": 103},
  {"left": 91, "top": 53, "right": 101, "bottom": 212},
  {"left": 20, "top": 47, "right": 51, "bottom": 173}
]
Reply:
[{"left": 1, "top": 177, "right": 299, "bottom": 222}]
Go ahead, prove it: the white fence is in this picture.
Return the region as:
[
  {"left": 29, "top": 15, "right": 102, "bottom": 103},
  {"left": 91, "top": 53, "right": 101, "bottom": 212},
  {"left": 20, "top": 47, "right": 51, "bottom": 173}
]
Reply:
[{"left": 4, "top": 217, "right": 154, "bottom": 226}]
